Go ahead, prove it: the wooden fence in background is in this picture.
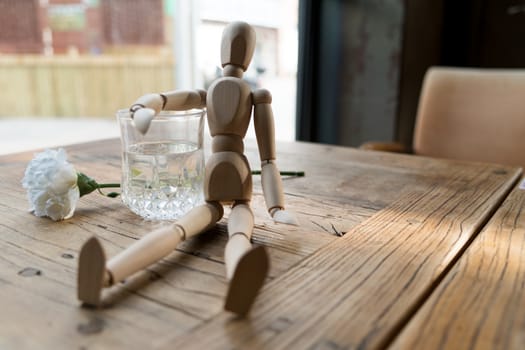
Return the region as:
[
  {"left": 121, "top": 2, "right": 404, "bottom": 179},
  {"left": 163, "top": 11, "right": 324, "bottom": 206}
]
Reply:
[{"left": 0, "top": 55, "right": 175, "bottom": 118}]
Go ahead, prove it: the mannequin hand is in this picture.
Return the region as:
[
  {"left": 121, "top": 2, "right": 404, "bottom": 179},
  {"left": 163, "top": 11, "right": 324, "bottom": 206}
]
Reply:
[
  {"left": 132, "top": 108, "right": 156, "bottom": 134},
  {"left": 272, "top": 209, "right": 299, "bottom": 226}
]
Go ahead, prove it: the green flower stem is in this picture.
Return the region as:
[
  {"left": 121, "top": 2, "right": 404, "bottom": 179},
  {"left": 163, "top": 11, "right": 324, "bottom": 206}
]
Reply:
[
  {"left": 251, "top": 170, "right": 305, "bottom": 177},
  {"left": 77, "top": 169, "right": 303, "bottom": 200},
  {"left": 97, "top": 183, "right": 121, "bottom": 189},
  {"left": 77, "top": 172, "right": 120, "bottom": 197},
  {"left": 96, "top": 183, "right": 121, "bottom": 198}
]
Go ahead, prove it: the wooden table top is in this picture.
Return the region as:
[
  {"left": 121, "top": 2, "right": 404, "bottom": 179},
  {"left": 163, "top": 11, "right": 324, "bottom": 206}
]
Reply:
[{"left": 0, "top": 138, "right": 522, "bottom": 349}]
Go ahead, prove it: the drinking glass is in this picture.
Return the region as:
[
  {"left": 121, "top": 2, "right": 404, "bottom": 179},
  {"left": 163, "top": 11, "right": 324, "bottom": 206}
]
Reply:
[{"left": 117, "top": 109, "right": 205, "bottom": 220}]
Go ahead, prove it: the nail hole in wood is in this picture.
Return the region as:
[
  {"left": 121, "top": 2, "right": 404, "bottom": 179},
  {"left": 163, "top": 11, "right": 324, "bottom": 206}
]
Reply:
[{"left": 18, "top": 267, "right": 42, "bottom": 277}]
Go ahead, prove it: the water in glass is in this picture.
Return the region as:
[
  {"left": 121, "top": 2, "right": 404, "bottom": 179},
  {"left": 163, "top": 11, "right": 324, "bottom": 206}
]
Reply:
[{"left": 122, "top": 140, "right": 204, "bottom": 220}]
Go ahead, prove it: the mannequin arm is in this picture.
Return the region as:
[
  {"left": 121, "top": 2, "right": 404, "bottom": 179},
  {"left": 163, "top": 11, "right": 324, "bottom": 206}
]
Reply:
[
  {"left": 130, "top": 89, "right": 206, "bottom": 134},
  {"left": 253, "top": 89, "right": 297, "bottom": 225},
  {"left": 162, "top": 89, "right": 207, "bottom": 110}
]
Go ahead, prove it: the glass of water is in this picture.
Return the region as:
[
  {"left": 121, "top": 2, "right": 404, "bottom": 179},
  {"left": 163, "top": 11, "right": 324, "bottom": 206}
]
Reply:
[{"left": 117, "top": 109, "right": 205, "bottom": 220}]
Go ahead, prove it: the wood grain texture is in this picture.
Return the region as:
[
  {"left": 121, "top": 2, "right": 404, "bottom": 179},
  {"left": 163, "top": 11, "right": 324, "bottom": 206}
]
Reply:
[
  {"left": 0, "top": 55, "right": 174, "bottom": 117},
  {"left": 390, "top": 183, "right": 525, "bottom": 350},
  {"left": 159, "top": 164, "right": 521, "bottom": 349},
  {"left": 0, "top": 139, "right": 520, "bottom": 349}
]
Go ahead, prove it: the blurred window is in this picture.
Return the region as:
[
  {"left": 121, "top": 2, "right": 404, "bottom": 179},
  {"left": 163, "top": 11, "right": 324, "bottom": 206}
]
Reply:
[
  {"left": 0, "top": 0, "right": 42, "bottom": 53},
  {"left": 0, "top": 0, "right": 298, "bottom": 145},
  {"left": 102, "top": 0, "right": 164, "bottom": 45}
]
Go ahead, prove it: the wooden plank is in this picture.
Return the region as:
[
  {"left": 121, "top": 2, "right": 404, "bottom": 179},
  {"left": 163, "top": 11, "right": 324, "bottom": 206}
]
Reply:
[
  {"left": 0, "top": 246, "right": 203, "bottom": 349},
  {"left": 390, "top": 182, "right": 525, "bottom": 350},
  {"left": 158, "top": 160, "right": 521, "bottom": 349},
  {"left": 0, "top": 141, "right": 338, "bottom": 348},
  {"left": 0, "top": 140, "right": 520, "bottom": 348},
  {"left": 0, "top": 60, "right": 32, "bottom": 116},
  {"left": 33, "top": 61, "right": 56, "bottom": 116},
  {"left": 0, "top": 55, "right": 175, "bottom": 117}
]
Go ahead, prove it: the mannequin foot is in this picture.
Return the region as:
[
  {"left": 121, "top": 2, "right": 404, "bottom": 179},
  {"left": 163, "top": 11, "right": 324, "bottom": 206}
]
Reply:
[
  {"left": 224, "top": 245, "right": 269, "bottom": 316},
  {"left": 77, "top": 237, "right": 107, "bottom": 306}
]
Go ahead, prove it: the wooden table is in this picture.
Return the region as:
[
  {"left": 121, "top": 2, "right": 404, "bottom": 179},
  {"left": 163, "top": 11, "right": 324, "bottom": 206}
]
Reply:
[{"left": 1, "top": 138, "right": 523, "bottom": 349}]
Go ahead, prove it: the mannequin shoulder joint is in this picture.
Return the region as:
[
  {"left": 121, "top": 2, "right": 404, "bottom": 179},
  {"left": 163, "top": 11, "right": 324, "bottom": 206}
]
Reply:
[{"left": 252, "top": 89, "right": 272, "bottom": 105}]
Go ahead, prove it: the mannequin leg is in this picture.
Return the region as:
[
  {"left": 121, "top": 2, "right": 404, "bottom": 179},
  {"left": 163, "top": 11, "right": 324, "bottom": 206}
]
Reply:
[
  {"left": 78, "top": 202, "right": 223, "bottom": 306},
  {"left": 224, "top": 202, "right": 269, "bottom": 315}
]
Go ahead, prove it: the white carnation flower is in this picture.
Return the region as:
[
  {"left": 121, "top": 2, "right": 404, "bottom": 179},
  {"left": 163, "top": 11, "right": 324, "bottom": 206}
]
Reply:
[{"left": 22, "top": 148, "right": 80, "bottom": 221}]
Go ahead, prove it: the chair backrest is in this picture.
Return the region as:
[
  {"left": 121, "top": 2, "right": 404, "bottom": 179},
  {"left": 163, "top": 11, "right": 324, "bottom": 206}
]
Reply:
[{"left": 413, "top": 67, "right": 525, "bottom": 169}]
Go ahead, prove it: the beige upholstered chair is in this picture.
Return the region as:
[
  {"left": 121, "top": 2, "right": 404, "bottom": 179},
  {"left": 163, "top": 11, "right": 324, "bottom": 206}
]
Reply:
[{"left": 362, "top": 67, "right": 525, "bottom": 169}]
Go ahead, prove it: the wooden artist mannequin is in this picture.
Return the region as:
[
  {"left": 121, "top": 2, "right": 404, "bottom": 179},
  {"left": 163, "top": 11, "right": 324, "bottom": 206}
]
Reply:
[{"left": 78, "top": 21, "right": 297, "bottom": 315}]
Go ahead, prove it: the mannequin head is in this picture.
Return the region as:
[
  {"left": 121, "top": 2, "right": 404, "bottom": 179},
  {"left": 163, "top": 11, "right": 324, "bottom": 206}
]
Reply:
[{"left": 220, "top": 21, "right": 256, "bottom": 77}]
